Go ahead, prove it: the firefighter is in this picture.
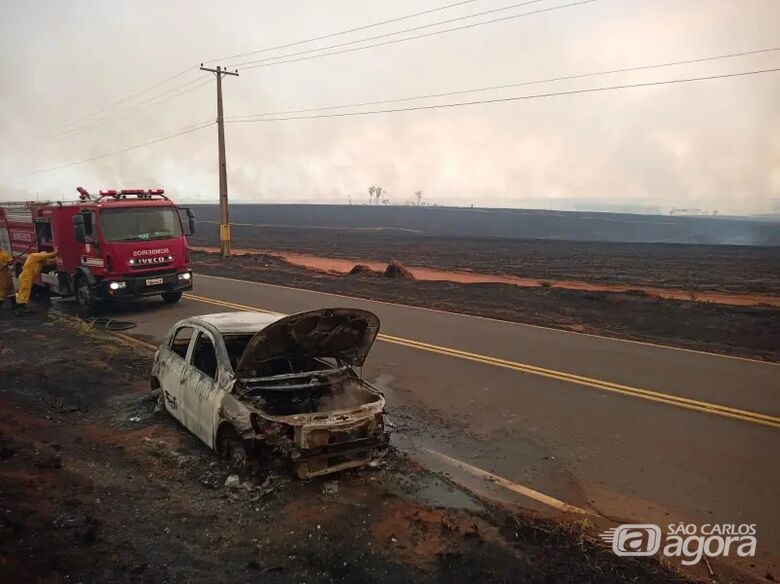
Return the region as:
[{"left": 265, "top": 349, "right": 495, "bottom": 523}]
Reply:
[
  {"left": 15, "top": 250, "right": 58, "bottom": 310},
  {"left": 0, "top": 248, "right": 14, "bottom": 311}
]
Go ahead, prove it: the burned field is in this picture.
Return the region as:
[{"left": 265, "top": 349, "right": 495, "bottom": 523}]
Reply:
[
  {"left": 0, "top": 313, "right": 689, "bottom": 583},
  {"left": 190, "top": 203, "right": 780, "bottom": 248},
  {"left": 188, "top": 218, "right": 780, "bottom": 360},
  {"left": 191, "top": 251, "right": 780, "bottom": 361},
  {"left": 189, "top": 218, "right": 780, "bottom": 294}
]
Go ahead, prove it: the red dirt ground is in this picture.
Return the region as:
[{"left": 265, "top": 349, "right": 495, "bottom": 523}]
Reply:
[{"left": 193, "top": 246, "right": 780, "bottom": 307}]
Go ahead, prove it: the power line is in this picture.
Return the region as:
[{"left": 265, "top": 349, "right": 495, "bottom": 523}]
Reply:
[
  {"left": 35, "top": 2, "right": 498, "bottom": 138},
  {"left": 227, "top": 46, "right": 780, "bottom": 121},
  {"left": 17, "top": 121, "right": 214, "bottom": 178},
  {"left": 234, "top": 0, "right": 596, "bottom": 71},
  {"left": 37, "top": 66, "right": 199, "bottom": 138},
  {"left": 46, "top": 76, "right": 214, "bottom": 141},
  {"left": 225, "top": 67, "right": 780, "bottom": 123},
  {"left": 31, "top": 1, "right": 585, "bottom": 142},
  {"left": 229, "top": 0, "right": 550, "bottom": 68},
  {"left": 204, "top": 0, "right": 483, "bottom": 64},
  {"left": 47, "top": 75, "right": 212, "bottom": 139}
]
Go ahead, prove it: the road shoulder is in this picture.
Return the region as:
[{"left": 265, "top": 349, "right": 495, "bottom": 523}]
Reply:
[{"left": 0, "top": 311, "right": 687, "bottom": 583}]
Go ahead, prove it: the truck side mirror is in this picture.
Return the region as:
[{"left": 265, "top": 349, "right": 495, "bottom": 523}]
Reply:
[
  {"left": 72, "top": 214, "right": 86, "bottom": 243},
  {"left": 179, "top": 207, "right": 196, "bottom": 236}
]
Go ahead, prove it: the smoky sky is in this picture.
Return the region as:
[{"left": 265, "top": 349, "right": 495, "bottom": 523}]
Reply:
[{"left": 1, "top": 0, "right": 778, "bottom": 214}]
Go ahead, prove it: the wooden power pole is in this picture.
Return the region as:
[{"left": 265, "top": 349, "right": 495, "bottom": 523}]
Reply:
[{"left": 200, "top": 64, "right": 238, "bottom": 258}]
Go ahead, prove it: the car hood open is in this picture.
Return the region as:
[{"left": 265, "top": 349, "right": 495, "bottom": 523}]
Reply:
[{"left": 235, "top": 308, "right": 381, "bottom": 373}]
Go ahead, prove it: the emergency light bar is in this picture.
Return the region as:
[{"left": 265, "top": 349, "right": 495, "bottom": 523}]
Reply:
[
  {"left": 84, "top": 187, "right": 168, "bottom": 201},
  {"left": 118, "top": 188, "right": 165, "bottom": 196}
]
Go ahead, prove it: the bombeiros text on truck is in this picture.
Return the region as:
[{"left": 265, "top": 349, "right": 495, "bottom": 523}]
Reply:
[{"left": 0, "top": 187, "right": 196, "bottom": 314}]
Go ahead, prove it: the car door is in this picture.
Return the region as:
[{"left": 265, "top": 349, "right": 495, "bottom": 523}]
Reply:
[
  {"left": 181, "top": 329, "right": 224, "bottom": 447},
  {"left": 157, "top": 325, "right": 196, "bottom": 420}
]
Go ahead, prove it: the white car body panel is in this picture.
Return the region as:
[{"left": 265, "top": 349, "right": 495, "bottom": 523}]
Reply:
[{"left": 151, "top": 310, "right": 388, "bottom": 478}]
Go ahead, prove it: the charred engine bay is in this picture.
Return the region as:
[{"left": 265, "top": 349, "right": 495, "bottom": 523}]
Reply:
[{"left": 240, "top": 368, "right": 379, "bottom": 416}]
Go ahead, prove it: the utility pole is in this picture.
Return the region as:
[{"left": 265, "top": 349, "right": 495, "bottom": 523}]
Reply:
[{"left": 200, "top": 63, "right": 238, "bottom": 258}]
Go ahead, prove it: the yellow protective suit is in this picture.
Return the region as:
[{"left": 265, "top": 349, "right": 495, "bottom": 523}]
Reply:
[
  {"left": 16, "top": 251, "right": 57, "bottom": 305},
  {"left": 0, "top": 250, "right": 13, "bottom": 300}
]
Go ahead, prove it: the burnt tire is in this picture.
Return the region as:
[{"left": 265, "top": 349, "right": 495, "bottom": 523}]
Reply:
[
  {"left": 161, "top": 291, "right": 183, "bottom": 304},
  {"left": 228, "top": 442, "right": 249, "bottom": 472},
  {"left": 217, "top": 426, "right": 249, "bottom": 472}
]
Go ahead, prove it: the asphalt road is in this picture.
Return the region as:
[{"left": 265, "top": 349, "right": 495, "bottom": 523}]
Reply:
[{"left": 88, "top": 273, "right": 780, "bottom": 577}]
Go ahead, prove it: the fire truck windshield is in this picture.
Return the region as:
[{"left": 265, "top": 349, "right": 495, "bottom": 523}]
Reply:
[{"left": 100, "top": 207, "right": 182, "bottom": 242}]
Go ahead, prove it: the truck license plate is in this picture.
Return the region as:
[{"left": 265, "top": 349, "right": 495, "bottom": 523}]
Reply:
[{"left": 145, "top": 277, "right": 164, "bottom": 286}]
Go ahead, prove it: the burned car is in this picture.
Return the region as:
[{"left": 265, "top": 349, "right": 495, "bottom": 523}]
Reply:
[{"left": 151, "top": 308, "right": 388, "bottom": 478}]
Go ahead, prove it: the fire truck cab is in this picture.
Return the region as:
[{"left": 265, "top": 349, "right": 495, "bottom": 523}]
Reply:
[{"left": 0, "top": 187, "right": 195, "bottom": 314}]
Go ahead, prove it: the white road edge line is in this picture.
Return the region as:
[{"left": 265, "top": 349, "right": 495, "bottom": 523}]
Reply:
[
  {"left": 194, "top": 273, "right": 777, "bottom": 366},
  {"left": 425, "top": 448, "right": 594, "bottom": 516}
]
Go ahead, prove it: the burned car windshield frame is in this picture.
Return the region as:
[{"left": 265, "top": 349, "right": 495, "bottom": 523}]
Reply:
[
  {"left": 241, "top": 365, "right": 352, "bottom": 382},
  {"left": 238, "top": 365, "right": 354, "bottom": 394}
]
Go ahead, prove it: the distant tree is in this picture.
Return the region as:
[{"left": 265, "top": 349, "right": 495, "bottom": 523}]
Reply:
[
  {"left": 414, "top": 190, "right": 423, "bottom": 206},
  {"left": 368, "top": 185, "right": 385, "bottom": 205}
]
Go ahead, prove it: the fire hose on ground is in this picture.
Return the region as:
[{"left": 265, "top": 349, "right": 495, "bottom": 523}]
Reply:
[{"left": 83, "top": 316, "right": 137, "bottom": 331}]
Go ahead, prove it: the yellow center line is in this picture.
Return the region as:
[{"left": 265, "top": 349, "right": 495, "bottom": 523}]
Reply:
[
  {"left": 379, "top": 335, "right": 780, "bottom": 426},
  {"left": 182, "top": 293, "right": 780, "bottom": 429}
]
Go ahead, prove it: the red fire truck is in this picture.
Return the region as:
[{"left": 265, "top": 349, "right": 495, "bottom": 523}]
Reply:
[{"left": 0, "top": 187, "right": 195, "bottom": 314}]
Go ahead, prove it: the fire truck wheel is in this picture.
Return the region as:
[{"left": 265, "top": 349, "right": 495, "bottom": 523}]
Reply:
[{"left": 161, "top": 291, "right": 183, "bottom": 304}]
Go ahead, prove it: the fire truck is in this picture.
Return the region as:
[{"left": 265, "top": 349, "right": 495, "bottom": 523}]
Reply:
[{"left": 0, "top": 187, "right": 195, "bottom": 314}]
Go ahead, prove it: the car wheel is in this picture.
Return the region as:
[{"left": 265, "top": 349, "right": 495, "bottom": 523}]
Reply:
[
  {"left": 228, "top": 441, "right": 248, "bottom": 471},
  {"left": 217, "top": 426, "right": 249, "bottom": 472},
  {"left": 161, "top": 291, "right": 183, "bottom": 304}
]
